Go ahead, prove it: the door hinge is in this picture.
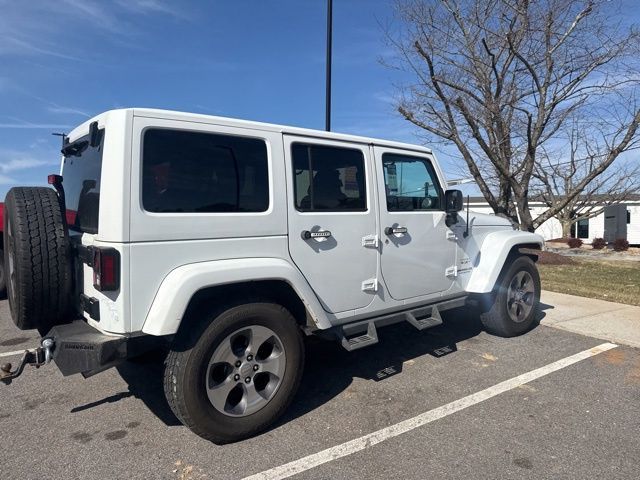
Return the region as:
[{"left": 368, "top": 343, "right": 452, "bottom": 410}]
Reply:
[
  {"left": 75, "top": 243, "right": 94, "bottom": 267},
  {"left": 361, "top": 234, "right": 378, "bottom": 248},
  {"left": 446, "top": 231, "right": 458, "bottom": 241},
  {"left": 361, "top": 278, "right": 378, "bottom": 292},
  {"left": 445, "top": 266, "right": 458, "bottom": 278}
]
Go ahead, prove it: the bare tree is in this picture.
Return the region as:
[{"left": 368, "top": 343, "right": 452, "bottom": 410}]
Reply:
[
  {"left": 533, "top": 126, "right": 640, "bottom": 236},
  {"left": 389, "top": 0, "right": 640, "bottom": 231}
]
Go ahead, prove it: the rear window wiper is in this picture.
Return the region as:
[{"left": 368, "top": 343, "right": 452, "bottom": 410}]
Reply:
[{"left": 62, "top": 140, "right": 89, "bottom": 157}]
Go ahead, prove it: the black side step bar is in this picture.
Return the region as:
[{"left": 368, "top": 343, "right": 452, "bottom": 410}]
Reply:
[
  {"left": 405, "top": 305, "right": 443, "bottom": 331},
  {"left": 336, "top": 297, "right": 464, "bottom": 352},
  {"left": 340, "top": 322, "right": 379, "bottom": 351}
]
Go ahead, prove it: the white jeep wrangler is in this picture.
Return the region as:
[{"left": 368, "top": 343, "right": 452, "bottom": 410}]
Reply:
[{"left": 1, "top": 109, "right": 543, "bottom": 443}]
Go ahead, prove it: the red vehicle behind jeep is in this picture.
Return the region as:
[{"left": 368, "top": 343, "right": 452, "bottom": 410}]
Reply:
[{"left": 0, "top": 201, "right": 5, "bottom": 295}]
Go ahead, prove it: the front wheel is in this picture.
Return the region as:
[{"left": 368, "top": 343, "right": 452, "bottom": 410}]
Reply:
[
  {"left": 163, "top": 301, "right": 304, "bottom": 444},
  {"left": 479, "top": 255, "right": 541, "bottom": 337}
]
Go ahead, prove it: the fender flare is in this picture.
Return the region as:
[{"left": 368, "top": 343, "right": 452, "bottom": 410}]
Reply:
[
  {"left": 465, "top": 230, "right": 544, "bottom": 293},
  {"left": 141, "top": 258, "right": 332, "bottom": 335}
]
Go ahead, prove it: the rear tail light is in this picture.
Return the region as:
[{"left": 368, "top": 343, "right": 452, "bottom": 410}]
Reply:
[
  {"left": 92, "top": 248, "right": 120, "bottom": 291},
  {"left": 47, "top": 174, "right": 63, "bottom": 186}
]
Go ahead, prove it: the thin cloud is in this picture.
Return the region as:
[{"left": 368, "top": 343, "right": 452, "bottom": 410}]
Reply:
[
  {"left": 47, "top": 106, "right": 91, "bottom": 117},
  {"left": 0, "top": 0, "right": 194, "bottom": 64},
  {"left": 58, "top": 0, "right": 124, "bottom": 34},
  {"left": 12, "top": 90, "right": 92, "bottom": 119},
  {"left": 0, "top": 150, "right": 59, "bottom": 191},
  {"left": 0, "top": 124, "right": 72, "bottom": 129},
  {"left": 0, "top": 35, "right": 82, "bottom": 62},
  {"left": 0, "top": 157, "right": 52, "bottom": 173},
  {"left": 115, "top": 0, "right": 191, "bottom": 20},
  {"left": 0, "top": 174, "right": 18, "bottom": 185},
  {"left": 373, "top": 91, "right": 397, "bottom": 106}
]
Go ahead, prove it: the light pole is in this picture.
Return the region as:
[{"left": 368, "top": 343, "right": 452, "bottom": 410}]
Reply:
[{"left": 325, "top": 0, "right": 333, "bottom": 131}]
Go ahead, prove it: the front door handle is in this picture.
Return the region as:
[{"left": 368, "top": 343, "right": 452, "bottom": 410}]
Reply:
[
  {"left": 385, "top": 226, "right": 408, "bottom": 235},
  {"left": 301, "top": 230, "right": 332, "bottom": 240}
]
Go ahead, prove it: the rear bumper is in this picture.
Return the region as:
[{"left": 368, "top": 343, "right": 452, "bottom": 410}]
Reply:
[
  {"left": 45, "top": 321, "right": 128, "bottom": 376},
  {"left": 1, "top": 321, "right": 165, "bottom": 384}
]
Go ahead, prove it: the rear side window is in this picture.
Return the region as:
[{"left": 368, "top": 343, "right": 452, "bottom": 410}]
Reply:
[
  {"left": 62, "top": 131, "right": 104, "bottom": 234},
  {"left": 292, "top": 143, "right": 366, "bottom": 212},
  {"left": 142, "top": 129, "right": 269, "bottom": 213}
]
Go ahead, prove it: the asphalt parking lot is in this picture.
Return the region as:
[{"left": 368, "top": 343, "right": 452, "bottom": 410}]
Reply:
[{"left": 1, "top": 298, "right": 639, "bottom": 479}]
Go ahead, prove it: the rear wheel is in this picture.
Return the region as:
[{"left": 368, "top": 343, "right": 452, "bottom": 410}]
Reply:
[
  {"left": 479, "top": 255, "right": 540, "bottom": 337},
  {"left": 4, "top": 187, "right": 72, "bottom": 330},
  {"left": 164, "top": 301, "right": 304, "bottom": 444}
]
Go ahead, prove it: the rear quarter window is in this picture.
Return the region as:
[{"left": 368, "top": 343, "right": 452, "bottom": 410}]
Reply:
[{"left": 142, "top": 129, "right": 269, "bottom": 213}]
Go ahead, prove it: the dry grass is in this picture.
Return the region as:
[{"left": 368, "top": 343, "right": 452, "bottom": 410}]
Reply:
[{"left": 539, "top": 258, "right": 640, "bottom": 306}]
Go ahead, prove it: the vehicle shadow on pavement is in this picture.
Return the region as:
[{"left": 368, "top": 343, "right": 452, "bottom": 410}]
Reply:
[
  {"left": 273, "top": 306, "right": 545, "bottom": 431},
  {"left": 108, "top": 307, "right": 545, "bottom": 432},
  {"left": 271, "top": 307, "right": 484, "bottom": 430},
  {"left": 539, "top": 301, "right": 554, "bottom": 311},
  {"left": 115, "top": 353, "right": 182, "bottom": 426}
]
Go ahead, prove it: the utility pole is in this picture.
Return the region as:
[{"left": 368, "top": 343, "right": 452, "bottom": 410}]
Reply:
[{"left": 325, "top": 0, "right": 333, "bottom": 131}]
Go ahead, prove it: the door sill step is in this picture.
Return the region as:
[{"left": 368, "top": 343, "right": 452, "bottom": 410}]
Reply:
[
  {"left": 340, "top": 322, "right": 378, "bottom": 351},
  {"left": 335, "top": 299, "right": 461, "bottom": 352},
  {"left": 405, "top": 306, "right": 442, "bottom": 331}
]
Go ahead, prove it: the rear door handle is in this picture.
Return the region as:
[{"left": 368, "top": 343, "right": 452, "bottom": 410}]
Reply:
[
  {"left": 301, "top": 230, "right": 332, "bottom": 240},
  {"left": 385, "top": 226, "right": 408, "bottom": 235}
]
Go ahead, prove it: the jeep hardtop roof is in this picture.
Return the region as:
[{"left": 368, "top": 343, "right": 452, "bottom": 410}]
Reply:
[{"left": 66, "top": 108, "right": 433, "bottom": 155}]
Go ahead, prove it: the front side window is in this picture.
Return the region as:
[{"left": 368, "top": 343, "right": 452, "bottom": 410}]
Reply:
[
  {"left": 142, "top": 129, "right": 269, "bottom": 213},
  {"left": 292, "top": 143, "right": 366, "bottom": 212},
  {"left": 382, "top": 153, "right": 442, "bottom": 211}
]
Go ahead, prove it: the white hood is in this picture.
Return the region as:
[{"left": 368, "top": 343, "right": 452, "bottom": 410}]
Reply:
[{"left": 466, "top": 211, "right": 513, "bottom": 228}]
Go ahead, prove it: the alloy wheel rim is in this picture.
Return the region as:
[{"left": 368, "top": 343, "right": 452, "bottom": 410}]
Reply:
[
  {"left": 205, "top": 325, "right": 286, "bottom": 417},
  {"left": 506, "top": 270, "right": 535, "bottom": 323}
]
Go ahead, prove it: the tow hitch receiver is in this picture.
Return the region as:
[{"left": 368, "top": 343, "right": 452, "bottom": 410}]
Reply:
[{"left": 0, "top": 339, "right": 54, "bottom": 385}]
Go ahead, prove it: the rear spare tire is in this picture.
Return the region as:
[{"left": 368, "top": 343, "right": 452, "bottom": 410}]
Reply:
[{"left": 4, "top": 187, "right": 73, "bottom": 330}]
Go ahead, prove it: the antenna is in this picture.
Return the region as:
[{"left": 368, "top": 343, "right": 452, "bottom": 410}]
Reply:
[{"left": 463, "top": 195, "right": 470, "bottom": 238}]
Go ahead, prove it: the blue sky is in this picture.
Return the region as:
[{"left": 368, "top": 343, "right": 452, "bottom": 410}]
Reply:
[
  {"left": 1, "top": 0, "right": 443, "bottom": 199},
  {"left": 1, "top": 1, "right": 637, "bottom": 201}
]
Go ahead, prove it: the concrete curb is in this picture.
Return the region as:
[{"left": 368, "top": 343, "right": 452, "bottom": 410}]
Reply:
[{"left": 540, "top": 290, "right": 640, "bottom": 349}]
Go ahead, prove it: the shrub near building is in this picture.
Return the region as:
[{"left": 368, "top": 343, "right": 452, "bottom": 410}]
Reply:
[
  {"left": 567, "top": 237, "right": 583, "bottom": 249},
  {"left": 613, "top": 238, "right": 630, "bottom": 252}
]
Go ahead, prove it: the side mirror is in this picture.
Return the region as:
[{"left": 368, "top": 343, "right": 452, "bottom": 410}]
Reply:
[
  {"left": 445, "top": 189, "right": 463, "bottom": 213},
  {"left": 445, "top": 189, "right": 463, "bottom": 226}
]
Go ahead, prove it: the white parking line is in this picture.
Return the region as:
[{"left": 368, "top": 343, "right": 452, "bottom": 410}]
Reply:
[
  {"left": 0, "top": 349, "right": 29, "bottom": 358},
  {"left": 242, "top": 342, "right": 618, "bottom": 480}
]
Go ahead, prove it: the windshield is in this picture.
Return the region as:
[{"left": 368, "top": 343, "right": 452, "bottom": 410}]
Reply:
[{"left": 61, "top": 130, "right": 104, "bottom": 234}]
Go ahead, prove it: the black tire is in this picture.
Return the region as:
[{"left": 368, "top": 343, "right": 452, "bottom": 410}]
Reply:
[
  {"left": 4, "top": 187, "right": 73, "bottom": 330},
  {"left": 479, "top": 255, "right": 541, "bottom": 337},
  {"left": 164, "top": 301, "right": 304, "bottom": 444}
]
